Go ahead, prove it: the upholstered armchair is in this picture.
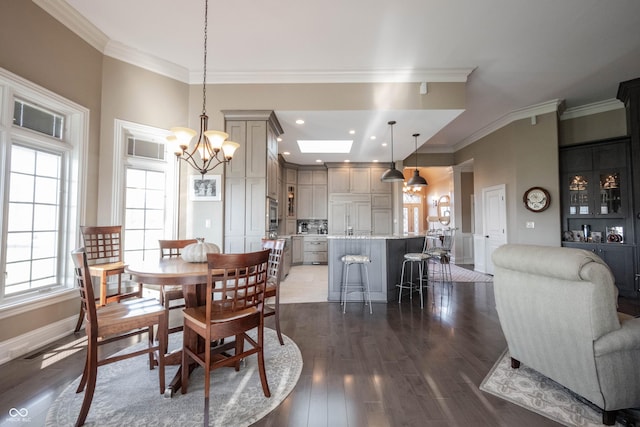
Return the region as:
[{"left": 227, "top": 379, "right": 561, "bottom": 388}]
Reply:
[{"left": 492, "top": 244, "right": 640, "bottom": 425}]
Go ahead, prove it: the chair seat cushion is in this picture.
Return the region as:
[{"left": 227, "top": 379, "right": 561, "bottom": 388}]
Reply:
[
  {"left": 183, "top": 305, "right": 259, "bottom": 325},
  {"left": 341, "top": 254, "right": 370, "bottom": 264},
  {"left": 404, "top": 253, "right": 430, "bottom": 261}
]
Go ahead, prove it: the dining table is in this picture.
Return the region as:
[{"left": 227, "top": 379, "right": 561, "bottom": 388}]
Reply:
[{"left": 125, "top": 257, "right": 220, "bottom": 397}]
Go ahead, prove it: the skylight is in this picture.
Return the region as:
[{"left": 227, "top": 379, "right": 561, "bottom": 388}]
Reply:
[{"left": 297, "top": 140, "right": 353, "bottom": 153}]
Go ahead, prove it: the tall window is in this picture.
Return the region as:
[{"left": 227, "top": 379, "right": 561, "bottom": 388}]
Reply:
[
  {"left": 117, "top": 122, "right": 177, "bottom": 262},
  {"left": 0, "top": 68, "right": 87, "bottom": 306}
]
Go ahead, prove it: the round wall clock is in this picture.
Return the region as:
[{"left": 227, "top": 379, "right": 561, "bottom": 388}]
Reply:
[{"left": 523, "top": 187, "right": 550, "bottom": 212}]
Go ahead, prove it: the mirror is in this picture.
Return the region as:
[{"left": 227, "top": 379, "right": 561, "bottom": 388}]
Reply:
[{"left": 438, "top": 195, "right": 451, "bottom": 225}]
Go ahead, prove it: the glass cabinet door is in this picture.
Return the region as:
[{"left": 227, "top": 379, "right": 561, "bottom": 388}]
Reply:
[
  {"left": 599, "top": 172, "right": 621, "bottom": 215},
  {"left": 568, "top": 174, "right": 590, "bottom": 215}
]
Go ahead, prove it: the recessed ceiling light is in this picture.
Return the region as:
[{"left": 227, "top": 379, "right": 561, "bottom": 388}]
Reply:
[
  {"left": 373, "top": 159, "right": 379, "bottom": 163},
  {"left": 297, "top": 140, "right": 353, "bottom": 153},
  {"left": 277, "top": 137, "right": 282, "bottom": 142},
  {"left": 315, "top": 159, "right": 323, "bottom": 163},
  {"left": 370, "top": 136, "right": 376, "bottom": 140},
  {"left": 295, "top": 119, "right": 304, "bottom": 125},
  {"left": 382, "top": 143, "right": 388, "bottom": 147},
  {"left": 344, "top": 159, "right": 350, "bottom": 163},
  {"left": 283, "top": 151, "right": 290, "bottom": 155},
  {"left": 349, "top": 130, "right": 355, "bottom": 135}
]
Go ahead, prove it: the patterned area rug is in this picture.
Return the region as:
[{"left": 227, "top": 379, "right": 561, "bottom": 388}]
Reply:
[
  {"left": 46, "top": 328, "right": 302, "bottom": 427},
  {"left": 480, "top": 350, "right": 628, "bottom": 426},
  {"left": 449, "top": 264, "right": 493, "bottom": 282}
]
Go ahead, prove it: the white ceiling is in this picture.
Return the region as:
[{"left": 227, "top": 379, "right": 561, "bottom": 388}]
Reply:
[{"left": 39, "top": 0, "right": 640, "bottom": 165}]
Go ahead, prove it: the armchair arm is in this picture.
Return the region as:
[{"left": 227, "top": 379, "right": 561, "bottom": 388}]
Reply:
[{"left": 594, "top": 316, "right": 640, "bottom": 356}]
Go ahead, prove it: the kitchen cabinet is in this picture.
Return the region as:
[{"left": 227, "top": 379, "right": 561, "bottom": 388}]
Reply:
[
  {"left": 562, "top": 241, "right": 636, "bottom": 297},
  {"left": 303, "top": 235, "right": 328, "bottom": 264},
  {"left": 223, "top": 111, "right": 283, "bottom": 253},
  {"left": 328, "top": 194, "right": 371, "bottom": 234},
  {"left": 328, "top": 167, "right": 370, "bottom": 194},
  {"left": 298, "top": 184, "right": 327, "bottom": 219},
  {"left": 292, "top": 236, "right": 304, "bottom": 264},
  {"left": 370, "top": 167, "right": 392, "bottom": 193},
  {"left": 297, "top": 169, "right": 327, "bottom": 220},
  {"left": 560, "top": 136, "right": 636, "bottom": 298}
]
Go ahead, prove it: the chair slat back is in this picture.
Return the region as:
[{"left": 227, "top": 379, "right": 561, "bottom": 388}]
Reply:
[
  {"left": 71, "top": 248, "right": 98, "bottom": 332},
  {"left": 159, "top": 239, "right": 198, "bottom": 258},
  {"left": 206, "top": 250, "right": 270, "bottom": 316},
  {"left": 441, "top": 228, "right": 456, "bottom": 251},
  {"left": 80, "top": 225, "right": 123, "bottom": 265},
  {"left": 261, "top": 239, "right": 285, "bottom": 283}
]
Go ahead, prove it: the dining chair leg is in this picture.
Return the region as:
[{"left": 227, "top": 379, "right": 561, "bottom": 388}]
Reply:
[
  {"left": 157, "top": 316, "right": 166, "bottom": 394},
  {"left": 257, "top": 326, "right": 271, "bottom": 398},
  {"left": 75, "top": 338, "right": 98, "bottom": 427},
  {"left": 274, "top": 293, "right": 284, "bottom": 346}
]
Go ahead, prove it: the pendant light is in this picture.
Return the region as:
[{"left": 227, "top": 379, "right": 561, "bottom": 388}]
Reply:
[
  {"left": 380, "top": 120, "right": 405, "bottom": 182},
  {"left": 406, "top": 133, "right": 428, "bottom": 187}
]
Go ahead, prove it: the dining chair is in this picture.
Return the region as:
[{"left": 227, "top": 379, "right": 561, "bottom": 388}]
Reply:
[
  {"left": 74, "top": 225, "right": 142, "bottom": 332},
  {"left": 261, "top": 238, "right": 286, "bottom": 345},
  {"left": 426, "top": 228, "right": 457, "bottom": 297},
  {"left": 181, "top": 249, "right": 271, "bottom": 426},
  {"left": 155, "top": 238, "right": 198, "bottom": 334},
  {"left": 71, "top": 247, "right": 167, "bottom": 427}
]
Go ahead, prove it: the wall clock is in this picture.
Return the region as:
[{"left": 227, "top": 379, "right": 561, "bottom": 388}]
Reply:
[{"left": 523, "top": 187, "right": 550, "bottom": 212}]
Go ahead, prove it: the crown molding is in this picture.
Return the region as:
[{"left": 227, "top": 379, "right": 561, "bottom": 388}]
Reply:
[
  {"left": 33, "top": 0, "right": 109, "bottom": 52},
  {"left": 104, "top": 41, "right": 190, "bottom": 83},
  {"left": 453, "top": 99, "right": 563, "bottom": 152},
  {"left": 188, "top": 67, "right": 475, "bottom": 85},
  {"left": 559, "top": 98, "right": 624, "bottom": 121}
]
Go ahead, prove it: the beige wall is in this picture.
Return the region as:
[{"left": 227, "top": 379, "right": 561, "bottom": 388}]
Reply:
[
  {"left": 559, "top": 108, "right": 627, "bottom": 146},
  {"left": 0, "top": 0, "right": 103, "bottom": 340},
  {"left": 455, "top": 112, "right": 561, "bottom": 246},
  {"left": 460, "top": 172, "right": 474, "bottom": 233}
]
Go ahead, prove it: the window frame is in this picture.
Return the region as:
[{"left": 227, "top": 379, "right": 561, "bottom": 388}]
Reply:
[{"left": 0, "top": 67, "right": 88, "bottom": 312}]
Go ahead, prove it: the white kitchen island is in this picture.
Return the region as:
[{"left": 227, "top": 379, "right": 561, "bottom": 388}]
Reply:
[{"left": 327, "top": 235, "right": 424, "bottom": 303}]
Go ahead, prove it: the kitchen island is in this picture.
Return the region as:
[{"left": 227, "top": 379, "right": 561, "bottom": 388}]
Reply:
[{"left": 327, "top": 235, "right": 424, "bottom": 303}]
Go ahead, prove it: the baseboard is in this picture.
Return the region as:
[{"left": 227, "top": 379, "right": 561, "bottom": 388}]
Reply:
[{"left": 0, "top": 315, "right": 77, "bottom": 365}]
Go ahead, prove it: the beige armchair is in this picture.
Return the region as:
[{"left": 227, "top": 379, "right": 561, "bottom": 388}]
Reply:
[{"left": 492, "top": 244, "right": 640, "bottom": 425}]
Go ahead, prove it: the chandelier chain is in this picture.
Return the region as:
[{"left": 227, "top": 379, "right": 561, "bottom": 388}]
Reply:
[{"left": 202, "top": 0, "right": 208, "bottom": 115}]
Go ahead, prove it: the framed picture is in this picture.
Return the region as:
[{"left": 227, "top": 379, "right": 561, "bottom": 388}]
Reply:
[
  {"left": 591, "top": 231, "right": 602, "bottom": 243},
  {"left": 189, "top": 175, "right": 221, "bottom": 201}
]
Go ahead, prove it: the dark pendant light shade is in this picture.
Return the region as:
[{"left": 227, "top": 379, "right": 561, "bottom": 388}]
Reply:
[
  {"left": 406, "top": 133, "right": 428, "bottom": 187},
  {"left": 380, "top": 120, "right": 405, "bottom": 182}
]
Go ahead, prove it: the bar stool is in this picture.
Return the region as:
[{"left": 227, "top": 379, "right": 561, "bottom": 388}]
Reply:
[
  {"left": 426, "top": 228, "right": 456, "bottom": 298},
  {"left": 340, "top": 233, "right": 372, "bottom": 314},
  {"left": 397, "top": 234, "right": 433, "bottom": 308}
]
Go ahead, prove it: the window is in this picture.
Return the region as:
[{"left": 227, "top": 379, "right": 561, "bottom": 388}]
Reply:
[
  {"left": 116, "top": 121, "right": 177, "bottom": 263},
  {"left": 0, "top": 68, "right": 87, "bottom": 307}
]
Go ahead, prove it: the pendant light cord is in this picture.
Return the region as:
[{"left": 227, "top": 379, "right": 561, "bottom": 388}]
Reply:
[{"left": 202, "top": 0, "right": 208, "bottom": 115}]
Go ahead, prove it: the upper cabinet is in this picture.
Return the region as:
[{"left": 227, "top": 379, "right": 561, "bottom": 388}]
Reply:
[
  {"left": 370, "top": 167, "right": 392, "bottom": 193},
  {"left": 297, "top": 169, "right": 328, "bottom": 220},
  {"left": 328, "top": 167, "right": 371, "bottom": 194}
]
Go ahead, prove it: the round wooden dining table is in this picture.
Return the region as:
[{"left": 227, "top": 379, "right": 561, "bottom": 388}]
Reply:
[{"left": 125, "top": 257, "right": 221, "bottom": 396}]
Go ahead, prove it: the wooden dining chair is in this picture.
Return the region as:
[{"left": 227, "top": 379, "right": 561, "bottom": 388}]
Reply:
[
  {"left": 71, "top": 248, "right": 167, "bottom": 427},
  {"left": 181, "top": 249, "right": 271, "bottom": 426},
  {"left": 74, "top": 225, "right": 142, "bottom": 332},
  {"left": 261, "top": 238, "right": 286, "bottom": 345},
  {"left": 157, "top": 238, "right": 198, "bottom": 334}
]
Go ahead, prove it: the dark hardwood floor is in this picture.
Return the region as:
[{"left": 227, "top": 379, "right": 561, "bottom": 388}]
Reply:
[{"left": 1, "top": 281, "right": 638, "bottom": 426}]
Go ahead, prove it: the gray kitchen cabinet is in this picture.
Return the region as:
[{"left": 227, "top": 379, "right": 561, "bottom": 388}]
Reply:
[
  {"left": 303, "top": 235, "right": 328, "bottom": 264},
  {"left": 328, "top": 194, "right": 371, "bottom": 234},
  {"left": 292, "top": 236, "right": 304, "bottom": 264},
  {"left": 328, "top": 167, "right": 370, "bottom": 194}
]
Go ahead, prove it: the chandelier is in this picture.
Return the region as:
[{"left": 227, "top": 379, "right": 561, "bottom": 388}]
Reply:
[{"left": 169, "top": 0, "right": 239, "bottom": 177}]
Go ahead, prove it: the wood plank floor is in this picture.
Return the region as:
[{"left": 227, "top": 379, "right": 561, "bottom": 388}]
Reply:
[{"left": 1, "top": 279, "right": 638, "bottom": 426}]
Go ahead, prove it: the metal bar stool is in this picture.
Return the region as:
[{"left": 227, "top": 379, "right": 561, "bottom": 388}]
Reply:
[
  {"left": 397, "top": 234, "right": 434, "bottom": 308},
  {"left": 426, "top": 228, "right": 456, "bottom": 299},
  {"left": 340, "top": 233, "right": 373, "bottom": 313}
]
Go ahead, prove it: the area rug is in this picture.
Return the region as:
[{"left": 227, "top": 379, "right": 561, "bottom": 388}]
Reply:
[
  {"left": 449, "top": 264, "right": 493, "bottom": 282},
  {"left": 46, "top": 328, "right": 302, "bottom": 427},
  {"left": 480, "top": 350, "right": 627, "bottom": 426}
]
